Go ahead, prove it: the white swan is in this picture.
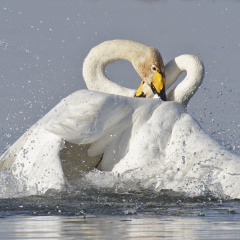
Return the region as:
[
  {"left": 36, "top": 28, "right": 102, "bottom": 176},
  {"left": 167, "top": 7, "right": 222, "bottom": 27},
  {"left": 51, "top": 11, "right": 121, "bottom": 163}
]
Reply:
[
  {"left": 83, "top": 39, "right": 166, "bottom": 99},
  {"left": 105, "top": 55, "right": 240, "bottom": 199},
  {"left": 0, "top": 40, "right": 166, "bottom": 197},
  {"left": 1, "top": 40, "right": 240, "bottom": 199}
]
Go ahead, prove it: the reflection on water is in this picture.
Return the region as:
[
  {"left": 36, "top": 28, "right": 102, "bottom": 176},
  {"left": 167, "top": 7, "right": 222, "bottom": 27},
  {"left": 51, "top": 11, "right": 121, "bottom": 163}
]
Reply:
[
  {"left": 1, "top": 190, "right": 240, "bottom": 239},
  {"left": 1, "top": 214, "right": 240, "bottom": 240}
]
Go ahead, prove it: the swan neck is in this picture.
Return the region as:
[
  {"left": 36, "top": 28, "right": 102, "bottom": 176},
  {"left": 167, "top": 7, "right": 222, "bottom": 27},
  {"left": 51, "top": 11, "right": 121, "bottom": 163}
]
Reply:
[
  {"left": 82, "top": 40, "right": 146, "bottom": 97},
  {"left": 165, "top": 54, "right": 204, "bottom": 105}
]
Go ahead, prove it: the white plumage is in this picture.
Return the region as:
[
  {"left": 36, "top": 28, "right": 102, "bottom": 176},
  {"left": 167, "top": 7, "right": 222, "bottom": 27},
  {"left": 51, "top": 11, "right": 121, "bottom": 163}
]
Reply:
[{"left": 1, "top": 40, "right": 240, "bottom": 199}]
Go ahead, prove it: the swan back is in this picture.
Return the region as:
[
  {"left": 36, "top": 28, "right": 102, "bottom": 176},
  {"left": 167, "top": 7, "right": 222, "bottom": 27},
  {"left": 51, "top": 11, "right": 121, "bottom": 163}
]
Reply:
[{"left": 165, "top": 54, "right": 204, "bottom": 105}]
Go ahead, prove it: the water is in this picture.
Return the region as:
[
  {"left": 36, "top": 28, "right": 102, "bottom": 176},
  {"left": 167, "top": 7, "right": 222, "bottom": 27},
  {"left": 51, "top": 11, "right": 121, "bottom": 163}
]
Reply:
[
  {"left": 1, "top": 214, "right": 240, "bottom": 240},
  {"left": 1, "top": 189, "right": 240, "bottom": 239}
]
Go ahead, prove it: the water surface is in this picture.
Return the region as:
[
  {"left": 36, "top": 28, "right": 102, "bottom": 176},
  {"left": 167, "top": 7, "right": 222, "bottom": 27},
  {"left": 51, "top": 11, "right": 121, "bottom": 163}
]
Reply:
[{"left": 1, "top": 190, "right": 240, "bottom": 239}]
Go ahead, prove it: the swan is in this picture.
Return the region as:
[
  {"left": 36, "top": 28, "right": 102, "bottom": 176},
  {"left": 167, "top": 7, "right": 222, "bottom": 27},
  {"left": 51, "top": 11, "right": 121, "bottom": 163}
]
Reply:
[
  {"left": 83, "top": 39, "right": 166, "bottom": 99},
  {"left": 1, "top": 40, "right": 240, "bottom": 199},
  {"left": 104, "top": 55, "right": 240, "bottom": 199},
  {"left": 68, "top": 54, "right": 240, "bottom": 199},
  {"left": 0, "top": 39, "right": 166, "bottom": 197}
]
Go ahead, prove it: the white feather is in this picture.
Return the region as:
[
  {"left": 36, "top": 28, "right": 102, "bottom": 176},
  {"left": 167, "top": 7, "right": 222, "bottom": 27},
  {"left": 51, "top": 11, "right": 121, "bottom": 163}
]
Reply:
[{"left": 1, "top": 40, "right": 240, "bottom": 199}]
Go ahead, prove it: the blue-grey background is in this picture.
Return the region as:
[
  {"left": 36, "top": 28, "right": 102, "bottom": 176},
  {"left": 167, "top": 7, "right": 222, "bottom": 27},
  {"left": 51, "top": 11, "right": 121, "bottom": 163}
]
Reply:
[{"left": 1, "top": 0, "right": 240, "bottom": 155}]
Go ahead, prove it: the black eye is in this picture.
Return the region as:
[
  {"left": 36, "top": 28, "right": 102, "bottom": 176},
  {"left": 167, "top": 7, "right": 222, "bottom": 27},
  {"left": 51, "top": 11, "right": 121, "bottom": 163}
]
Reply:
[{"left": 152, "top": 66, "right": 156, "bottom": 71}]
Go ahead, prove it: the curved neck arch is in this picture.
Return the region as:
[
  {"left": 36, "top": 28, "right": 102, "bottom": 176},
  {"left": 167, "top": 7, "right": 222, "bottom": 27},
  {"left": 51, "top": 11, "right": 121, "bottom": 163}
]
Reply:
[
  {"left": 165, "top": 54, "right": 204, "bottom": 105},
  {"left": 82, "top": 40, "right": 152, "bottom": 97}
]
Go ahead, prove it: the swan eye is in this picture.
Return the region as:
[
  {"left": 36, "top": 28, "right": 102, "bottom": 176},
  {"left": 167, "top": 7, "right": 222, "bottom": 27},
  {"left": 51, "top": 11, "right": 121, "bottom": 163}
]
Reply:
[{"left": 152, "top": 66, "right": 156, "bottom": 71}]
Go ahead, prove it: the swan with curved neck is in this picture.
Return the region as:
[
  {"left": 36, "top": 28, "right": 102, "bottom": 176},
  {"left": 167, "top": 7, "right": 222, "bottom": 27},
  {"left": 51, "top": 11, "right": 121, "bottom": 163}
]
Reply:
[
  {"left": 83, "top": 40, "right": 204, "bottom": 105},
  {"left": 82, "top": 40, "right": 166, "bottom": 99},
  {"left": 5, "top": 40, "right": 238, "bottom": 200}
]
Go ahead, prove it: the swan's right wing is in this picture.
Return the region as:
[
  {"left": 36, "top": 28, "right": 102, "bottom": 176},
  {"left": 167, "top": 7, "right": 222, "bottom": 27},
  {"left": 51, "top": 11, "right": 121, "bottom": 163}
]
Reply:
[
  {"left": 0, "top": 125, "right": 66, "bottom": 197},
  {"left": 0, "top": 90, "right": 161, "bottom": 196}
]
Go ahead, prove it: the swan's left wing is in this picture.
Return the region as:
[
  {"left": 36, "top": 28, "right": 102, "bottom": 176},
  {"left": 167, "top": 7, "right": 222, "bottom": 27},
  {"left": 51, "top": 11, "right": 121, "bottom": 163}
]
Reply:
[
  {"left": 46, "top": 90, "right": 160, "bottom": 170},
  {"left": 165, "top": 113, "right": 240, "bottom": 198},
  {"left": 46, "top": 90, "right": 133, "bottom": 145}
]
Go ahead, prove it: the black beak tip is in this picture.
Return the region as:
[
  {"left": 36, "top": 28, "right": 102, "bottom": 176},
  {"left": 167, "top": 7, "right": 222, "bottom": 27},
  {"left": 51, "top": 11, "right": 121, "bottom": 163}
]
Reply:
[
  {"left": 159, "top": 85, "right": 167, "bottom": 101},
  {"left": 159, "top": 90, "right": 167, "bottom": 101}
]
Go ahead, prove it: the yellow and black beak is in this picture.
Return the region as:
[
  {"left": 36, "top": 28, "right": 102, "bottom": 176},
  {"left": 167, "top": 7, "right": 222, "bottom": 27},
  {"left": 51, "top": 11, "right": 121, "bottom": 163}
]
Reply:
[
  {"left": 135, "top": 82, "right": 145, "bottom": 97},
  {"left": 135, "top": 70, "right": 166, "bottom": 101},
  {"left": 151, "top": 70, "right": 166, "bottom": 101}
]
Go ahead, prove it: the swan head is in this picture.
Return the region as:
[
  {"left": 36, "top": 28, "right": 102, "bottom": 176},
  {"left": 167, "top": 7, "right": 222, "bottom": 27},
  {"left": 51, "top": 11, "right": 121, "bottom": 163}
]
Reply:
[
  {"left": 134, "top": 48, "right": 166, "bottom": 100},
  {"left": 83, "top": 39, "right": 166, "bottom": 99}
]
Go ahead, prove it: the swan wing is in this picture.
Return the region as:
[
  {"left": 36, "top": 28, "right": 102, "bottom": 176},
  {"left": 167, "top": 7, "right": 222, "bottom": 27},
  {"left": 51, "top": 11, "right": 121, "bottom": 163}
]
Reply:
[
  {"left": 46, "top": 90, "right": 161, "bottom": 170},
  {"left": 110, "top": 101, "right": 240, "bottom": 199},
  {"left": 0, "top": 90, "right": 134, "bottom": 194},
  {"left": 46, "top": 90, "right": 133, "bottom": 145},
  {"left": 0, "top": 125, "right": 65, "bottom": 197},
  {"left": 166, "top": 112, "right": 240, "bottom": 198},
  {"left": 0, "top": 90, "right": 160, "bottom": 195}
]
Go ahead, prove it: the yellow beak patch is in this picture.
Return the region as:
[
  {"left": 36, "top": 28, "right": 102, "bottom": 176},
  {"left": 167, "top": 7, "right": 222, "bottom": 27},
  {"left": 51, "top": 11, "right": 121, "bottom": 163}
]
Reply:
[
  {"left": 135, "top": 70, "right": 166, "bottom": 100},
  {"left": 152, "top": 70, "right": 165, "bottom": 95},
  {"left": 135, "top": 82, "right": 144, "bottom": 97}
]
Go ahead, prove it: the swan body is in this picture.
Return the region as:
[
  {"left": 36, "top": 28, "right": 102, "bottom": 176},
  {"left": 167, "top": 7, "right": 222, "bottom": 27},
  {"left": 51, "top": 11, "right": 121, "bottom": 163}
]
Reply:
[
  {"left": 110, "top": 100, "right": 240, "bottom": 199},
  {"left": 1, "top": 40, "right": 240, "bottom": 199},
  {"left": 2, "top": 89, "right": 240, "bottom": 198},
  {"left": 0, "top": 39, "right": 165, "bottom": 197}
]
